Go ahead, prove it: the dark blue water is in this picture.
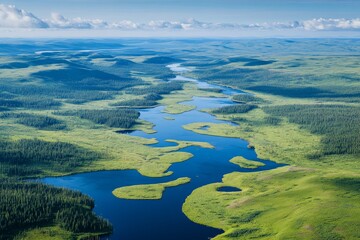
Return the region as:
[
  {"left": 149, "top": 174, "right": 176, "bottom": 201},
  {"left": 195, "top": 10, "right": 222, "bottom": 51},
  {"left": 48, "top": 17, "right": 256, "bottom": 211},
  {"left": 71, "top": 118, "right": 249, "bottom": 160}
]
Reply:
[{"left": 41, "top": 75, "right": 284, "bottom": 240}]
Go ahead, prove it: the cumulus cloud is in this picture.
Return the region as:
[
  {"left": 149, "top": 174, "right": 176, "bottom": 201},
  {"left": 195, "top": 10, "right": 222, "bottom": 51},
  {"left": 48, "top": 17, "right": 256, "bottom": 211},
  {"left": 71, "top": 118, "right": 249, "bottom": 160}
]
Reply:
[
  {"left": 0, "top": 4, "right": 359, "bottom": 32},
  {"left": 303, "top": 18, "right": 360, "bottom": 31},
  {"left": 48, "top": 13, "right": 108, "bottom": 29},
  {"left": 0, "top": 4, "right": 48, "bottom": 28}
]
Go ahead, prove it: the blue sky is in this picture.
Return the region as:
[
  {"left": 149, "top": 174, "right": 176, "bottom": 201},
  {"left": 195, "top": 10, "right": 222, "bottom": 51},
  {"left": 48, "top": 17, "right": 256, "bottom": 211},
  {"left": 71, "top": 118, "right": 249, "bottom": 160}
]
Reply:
[
  {"left": 2, "top": 0, "right": 360, "bottom": 23},
  {"left": 0, "top": 0, "right": 359, "bottom": 37}
]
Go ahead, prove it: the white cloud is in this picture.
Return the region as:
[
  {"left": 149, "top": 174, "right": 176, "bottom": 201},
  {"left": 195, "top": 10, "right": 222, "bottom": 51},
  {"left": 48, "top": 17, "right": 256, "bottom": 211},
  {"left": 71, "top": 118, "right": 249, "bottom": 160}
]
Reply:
[
  {"left": 109, "top": 20, "right": 139, "bottom": 30},
  {"left": 48, "top": 13, "right": 108, "bottom": 29},
  {"left": 303, "top": 18, "right": 360, "bottom": 31},
  {"left": 0, "top": 4, "right": 48, "bottom": 28},
  {"left": 0, "top": 4, "right": 359, "bottom": 33}
]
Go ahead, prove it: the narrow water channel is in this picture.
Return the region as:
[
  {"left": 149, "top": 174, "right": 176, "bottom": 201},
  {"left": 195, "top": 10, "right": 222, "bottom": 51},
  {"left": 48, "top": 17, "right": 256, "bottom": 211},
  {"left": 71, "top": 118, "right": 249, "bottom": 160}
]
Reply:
[{"left": 41, "top": 64, "right": 284, "bottom": 240}]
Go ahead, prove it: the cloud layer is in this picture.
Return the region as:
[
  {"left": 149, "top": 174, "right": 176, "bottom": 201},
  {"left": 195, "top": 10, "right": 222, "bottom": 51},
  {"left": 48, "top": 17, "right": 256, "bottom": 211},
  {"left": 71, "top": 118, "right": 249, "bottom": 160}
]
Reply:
[
  {"left": 0, "top": 4, "right": 48, "bottom": 28},
  {"left": 1, "top": 4, "right": 360, "bottom": 32}
]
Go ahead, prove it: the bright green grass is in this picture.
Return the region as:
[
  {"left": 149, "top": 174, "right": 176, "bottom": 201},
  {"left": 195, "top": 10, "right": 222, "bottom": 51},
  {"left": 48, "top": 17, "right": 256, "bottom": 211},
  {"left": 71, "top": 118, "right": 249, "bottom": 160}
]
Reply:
[
  {"left": 113, "top": 177, "right": 191, "bottom": 200},
  {"left": 230, "top": 157, "right": 265, "bottom": 169},
  {"left": 13, "top": 225, "right": 108, "bottom": 240},
  {"left": 183, "top": 166, "right": 360, "bottom": 240},
  {"left": 182, "top": 91, "right": 360, "bottom": 240},
  {"left": 163, "top": 139, "right": 215, "bottom": 150}
]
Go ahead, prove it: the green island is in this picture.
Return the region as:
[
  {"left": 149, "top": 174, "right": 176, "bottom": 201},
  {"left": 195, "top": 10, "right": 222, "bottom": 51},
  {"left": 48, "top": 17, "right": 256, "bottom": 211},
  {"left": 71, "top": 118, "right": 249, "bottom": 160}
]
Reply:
[
  {"left": 112, "top": 177, "right": 191, "bottom": 200},
  {"left": 229, "top": 157, "right": 265, "bottom": 169}
]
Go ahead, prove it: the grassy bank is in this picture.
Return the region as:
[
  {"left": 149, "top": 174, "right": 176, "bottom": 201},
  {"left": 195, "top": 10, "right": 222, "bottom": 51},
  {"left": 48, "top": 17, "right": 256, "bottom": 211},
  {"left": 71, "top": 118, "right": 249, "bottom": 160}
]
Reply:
[
  {"left": 183, "top": 166, "right": 360, "bottom": 239},
  {"left": 182, "top": 91, "right": 360, "bottom": 239},
  {"left": 113, "top": 177, "right": 191, "bottom": 200},
  {"left": 229, "top": 157, "right": 265, "bottom": 169}
]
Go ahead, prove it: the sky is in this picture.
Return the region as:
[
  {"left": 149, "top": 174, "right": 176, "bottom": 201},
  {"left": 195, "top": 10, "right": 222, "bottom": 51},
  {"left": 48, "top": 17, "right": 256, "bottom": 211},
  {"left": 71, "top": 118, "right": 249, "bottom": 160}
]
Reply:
[{"left": 0, "top": 0, "right": 360, "bottom": 38}]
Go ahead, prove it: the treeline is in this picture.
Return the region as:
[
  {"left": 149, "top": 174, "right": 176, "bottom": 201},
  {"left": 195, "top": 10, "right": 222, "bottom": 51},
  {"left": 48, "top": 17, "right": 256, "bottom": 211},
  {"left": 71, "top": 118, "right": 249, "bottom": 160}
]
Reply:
[
  {"left": 264, "top": 104, "right": 360, "bottom": 156},
  {"left": 199, "top": 88, "right": 223, "bottom": 93},
  {"left": 1, "top": 113, "right": 66, "bottom": 131},
  {"left": 125, "top": 82, "right": 183, "bottom": 95},
  {"left": 111, "top": 94, "right": 162, "bottom": 108},
  {"left": 0, "top": 180, "right": 112, "bottom": 240},
  {"left": 111, "top": 99, "right": 157, "bottom": 108},
  {"left": 232, "top": 94, "right": 264, "bottom": 103},
  {"left": 264, "top": 116, "right": 282, "bottom": 126},
  {"left": 0, "top": 97, "right": 62, "bottom": 110},
  {"left": 56, "top": 109, "right": 140, "bottom": 128},
  {"left": 0, "top": 139, "right": 100, "bottom": 177},
  {"left": 212, "top": 104, "right": 258, "bottom": 114},
  {"left": 0, "top": 85, "right": 115, "bottom": 105}
]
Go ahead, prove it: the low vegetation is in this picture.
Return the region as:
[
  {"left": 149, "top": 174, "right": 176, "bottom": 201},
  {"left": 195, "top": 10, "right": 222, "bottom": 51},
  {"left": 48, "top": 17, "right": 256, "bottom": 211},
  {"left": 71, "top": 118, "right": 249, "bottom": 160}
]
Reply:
[
  {"left": 229, "top": 157, "right": 265, "bottom": 169},
  {"left": 183, "top": 167, "right": 360, "bottom": 240},
  {"left": 113, "top": 177, "right": 191, "bottom": 200}
]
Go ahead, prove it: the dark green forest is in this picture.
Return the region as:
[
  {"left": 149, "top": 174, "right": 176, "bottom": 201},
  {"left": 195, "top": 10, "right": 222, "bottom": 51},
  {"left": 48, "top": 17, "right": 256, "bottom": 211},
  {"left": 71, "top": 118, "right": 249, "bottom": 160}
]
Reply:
[
  {"left": 212, "top": 104, "right": 258, "bottom": 114},
  {"left": 0, "top": 139, "right": 100, "bottom": 177},
  {"left": 0, "top": 137, "right": 110, "bottom": 239},
  {"left": 1, "top": 113, "right": 66, "bottom": 131},
  {"left": 232, "top": 94, "right": 264, "bottom": 103},
  {"left": 55, "top": 109, "right": 140, "bottom": 128},
  {"left": 264, "top": 104, "right": 360, "bottom": 156},
  {"left": 0, "top": 181, "right": 112, "bottom": 240}
]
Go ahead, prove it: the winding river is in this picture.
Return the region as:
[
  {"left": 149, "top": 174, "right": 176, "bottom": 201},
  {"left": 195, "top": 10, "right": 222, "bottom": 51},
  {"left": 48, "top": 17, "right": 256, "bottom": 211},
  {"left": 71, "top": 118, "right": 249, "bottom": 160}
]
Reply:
[{"left": 41, "top": 64, "right": 283, "bottom": 240}]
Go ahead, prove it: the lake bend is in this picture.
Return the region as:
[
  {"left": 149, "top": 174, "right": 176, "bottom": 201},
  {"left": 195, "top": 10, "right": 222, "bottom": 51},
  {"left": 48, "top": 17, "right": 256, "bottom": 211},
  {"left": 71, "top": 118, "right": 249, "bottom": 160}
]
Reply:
[{"left": 41, "top": 65, "right": 285, "bottom": 240}]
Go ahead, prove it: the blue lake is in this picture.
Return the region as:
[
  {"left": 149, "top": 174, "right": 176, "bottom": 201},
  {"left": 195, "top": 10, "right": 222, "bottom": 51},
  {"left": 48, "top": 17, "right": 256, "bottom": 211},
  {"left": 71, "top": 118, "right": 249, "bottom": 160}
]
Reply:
[{"left": 41, "top": 73, "right": 284, "bottom": 240}]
